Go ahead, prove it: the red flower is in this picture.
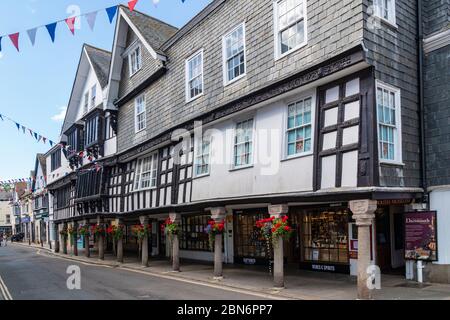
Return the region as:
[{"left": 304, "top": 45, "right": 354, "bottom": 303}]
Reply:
[{"left": 284, "top": 226, "right": 291, "bottom": 232}]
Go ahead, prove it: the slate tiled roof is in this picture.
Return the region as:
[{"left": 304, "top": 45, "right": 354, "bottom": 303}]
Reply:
[
  {"left": 37, "top": 154, "right": 47, "bottom": 177},
  {"left": 84, "top": 45, "right": 112, "bottom": 89},
  {"left": 120, "top": 5, "right": 179, "bottom": 56}
]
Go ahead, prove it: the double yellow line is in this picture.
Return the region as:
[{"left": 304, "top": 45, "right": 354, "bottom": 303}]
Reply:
[{"left": 0, "top": 274, "right": 13, "bottom": 300}]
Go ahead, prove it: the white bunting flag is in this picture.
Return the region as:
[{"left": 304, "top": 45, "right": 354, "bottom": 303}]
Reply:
[
  {"left": 85, "top": 11, "right": 98, "bottom": 31},
  {"left": 27, "top": 28, "right": 37, "bottom": 46}
]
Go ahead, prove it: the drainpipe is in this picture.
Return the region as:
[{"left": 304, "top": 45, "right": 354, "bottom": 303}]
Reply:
[{"left": 417, "top": 0, "right": 428, "bottom": 206}]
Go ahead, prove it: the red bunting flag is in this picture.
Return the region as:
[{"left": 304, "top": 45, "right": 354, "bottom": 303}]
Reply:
[
  {"left": 9, "top": 33, "right": 20, "bottom": 51},
  {"left": 128, "top": 0, "right": 139, "bottom": 12},
  {"left": 65, "top": 16, "right": 76, "bottom": 35}
]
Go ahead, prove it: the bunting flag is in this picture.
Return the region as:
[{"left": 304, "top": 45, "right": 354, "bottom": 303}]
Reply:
[
  {"left": 0, "top": 112, "right": 56, "bottom": 147},
  {"left": 9, "top": 33, "right": 20, "bottom": 52},
  {"left": 85, "top": 11, "right": 98, "bottom": 31},
  {"left": 128, "top": 0, "right": 139, "bottom": 12},
  {"left": 106, "top": 6, "right": 118, "bottom": 24},
  {"left": 65, "top": 17, "right": 76, "bottom": 35},
  {"left": 0, "top": 2, "right": 192, "bottom": 54},
  {"left": 27, "top": 28, "right": 37, "bottom": 46},
  {"left": 46, "top": 22, "right": 57, "bottom": 43}
]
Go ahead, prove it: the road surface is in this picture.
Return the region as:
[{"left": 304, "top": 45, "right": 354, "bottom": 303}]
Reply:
[{"left": 0, "top": 244, "right": 268, "bottom": 300}]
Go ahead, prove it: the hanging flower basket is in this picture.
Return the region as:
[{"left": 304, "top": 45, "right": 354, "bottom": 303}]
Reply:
[
  {"left": 107, "top": 224, "right": 124, "bottom": 241},
  {"left": 205, "top": 219, "right": 225, "bottom": 251},
  {"left": 78, "top": 225, "right": 90, "bottom": 237},
  {"left": 91, "top": 224, "right": 106, "bottom": 237},
  {"left": 59, "top": 228, "right": 68, "bottom": 239},
  {"left": 162, "top": 218, "right": 179, "bottom": 238},
  {"left": 131, "top": 224, "right": 151, "bottom": 241},
  {"left": 256, "top": 215, "right": 293, "bottom": 244}
]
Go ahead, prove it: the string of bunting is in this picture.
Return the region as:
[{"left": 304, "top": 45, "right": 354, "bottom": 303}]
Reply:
[
  {"left": 0, "top": 0, "right": 188, "bottom": 53},
  {"left": 0, "top": 112, "right": 56, "bottom": 147}
]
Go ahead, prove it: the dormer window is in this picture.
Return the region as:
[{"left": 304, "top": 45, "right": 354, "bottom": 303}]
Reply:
[
  {"left": 90, "top": 85, "right": 96, "bottom": 108},
  {"left": 129, "top": 45, "right": 142, "bottom": 77}
]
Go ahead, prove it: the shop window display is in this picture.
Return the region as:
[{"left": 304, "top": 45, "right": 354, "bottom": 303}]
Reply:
[
  {"left": 234, "top": 211, "right": 270, "bottom": 259},
  {"left": 302, "top": 209, "right": 349, "bottom": 264},
  {"left": 180, "top": 214, "right": 210, "bottom": 251}
]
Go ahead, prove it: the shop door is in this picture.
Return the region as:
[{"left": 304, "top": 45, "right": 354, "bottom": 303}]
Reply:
[
  {"left": 390, "top": 210, "right": 405, "bottom": 269},
  {"left": 233, "top": 209, "right": 270, "bottom": 265},
  {"left": 158, "top": 221, "right": 166, "bottom": 257},
  {"left": 375, "top": 208, "right": 391, "bottom": 272}
]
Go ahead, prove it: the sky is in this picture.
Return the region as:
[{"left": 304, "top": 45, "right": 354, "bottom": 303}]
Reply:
[{"left": 0, "top": 0, "right": 211, "bottom": 181}]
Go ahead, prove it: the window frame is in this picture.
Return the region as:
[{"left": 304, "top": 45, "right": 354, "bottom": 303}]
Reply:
[
  {"left": 51, "top": 148, "right": 62, "bottom": 172},
  {"left": 85, "top": 115, "right": 99, "bottom": 147},
  {"left": 282, "top": 92, "right": 316, "bottom": 160},
  {"left": 134, "top": 94, "right": 147, "bottom": 134},
  {"left": 128, "top": 44, "right": 142, "bottom": 77},
  {"left": 193, "top": 134, "right": 212, "bottom": 178},
  {"left": 222, "top": 22, "right": 247, "bottom": 86},
  {"left": 231, "top": 117, "right": 255, "bottom": 170},
  {"left": 134, "top": 152, "right": 159, "bottom": 192},
  {"left": 273, "top": 0, "right": 308, "bottom": 60},
  {"left": 185, "top": 49, "right": 204, "bottom": 103},
  {"left": 373, "top": 0, "right": 397, "bottom": 27},
  {"left": 90, "top": 85, "right": 97, "bottom": 109},
  {"left": 376, "top": 80, "right": 403, "bottom": 165},
  {"left": 83, "top": 92, "right": 89, "bottom": 114}
]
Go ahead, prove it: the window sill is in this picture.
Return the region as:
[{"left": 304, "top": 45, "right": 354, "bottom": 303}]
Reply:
[
  {"left": 224, "top": 73, "right": 246, "bottom": 87},
  {"left": 229, "top": 164, "right": 253, "bottom": 172},
  {"left": 379, "top": 160, "right": 405, "bottom": 167},
  {"left": 281, "top": 151, "right": 313, "bottom": 162},
  {"left": 186, "top": 92, "right": 204, "bottom": 104},
  {"left": 374, "top": 15, "right": 398, "bottom": 30},
  {"left": 129, "top": 68, "right": 142, "bottom": 78},
  {"left": 135, "top": 128, "right": 147, "bottom": 135},
  {"left": 193, "top": 173, "right": 210, "bottom": 180},
  {"left": 132, "top": 186, "right": 157, "bottom": 193},
  {"left": 275, "top": 41, "right": 308, "bottom": 61}
]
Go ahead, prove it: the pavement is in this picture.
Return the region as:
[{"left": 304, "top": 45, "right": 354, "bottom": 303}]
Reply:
[{"left": 5, "top": 242, "right": 450, "bottom": 300}]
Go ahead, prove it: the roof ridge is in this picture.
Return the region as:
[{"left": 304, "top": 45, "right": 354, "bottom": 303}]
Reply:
[
  {"left": 84, "top": 43, "right": 112, "bottom": 55},
  {"left": 119, "top": 4, "right": 179, "bottom": 33}
]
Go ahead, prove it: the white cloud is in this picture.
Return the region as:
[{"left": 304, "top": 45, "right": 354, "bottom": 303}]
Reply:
[
  {"left": 51, "top": 106, "right": 67, "bottom": 122},
  {"left": 0, "top": 53, "right": 3, "bottom": 59}
]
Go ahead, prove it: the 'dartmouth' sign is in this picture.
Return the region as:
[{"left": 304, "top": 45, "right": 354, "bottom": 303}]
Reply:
[{"left": 405, "top": 211, "right": 438, "bottom": 261}]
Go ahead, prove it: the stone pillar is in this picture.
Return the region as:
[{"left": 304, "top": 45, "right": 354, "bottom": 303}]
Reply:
[
  {"left": 210, "top": 207, "right": 226, "bottom": 279},
  {"left": 269, "top": 204, "right": 289, "bottom": 288},
  {"left": 140, "top": 216, "right": 149, "bottom": 267},
  {"left": 97, "top": 217, "right": 105, "bottom": 261},
  {"left": 170, "top": 213, "right": 181, "bottom": 272},
  {"left": 116, "top": 218, "right": 124, "bottom": 263},
  {"left": 72, "top": 221, "right": 78, "bottom": 256},
  {"left": 83, "top": 220, "right": 90, "bottom": 258},
  {"left": 349, "top": 199, "right": 377, "bottom": 300},
  {"left": 54, "top": 224, "right": 60, "bottom": 253}
]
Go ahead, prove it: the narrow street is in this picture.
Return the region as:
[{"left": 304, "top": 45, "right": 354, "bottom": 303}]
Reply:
[{"left": 0, "top": 245, "right": 268, "bottom": 300}]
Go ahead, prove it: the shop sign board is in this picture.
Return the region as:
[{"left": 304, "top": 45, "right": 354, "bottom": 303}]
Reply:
[{"left": 405, "top": 211, "right": 438, "bottom": 261}]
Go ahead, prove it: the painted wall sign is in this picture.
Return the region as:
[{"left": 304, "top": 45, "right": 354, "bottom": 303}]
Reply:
[{"left": 404, "top": 211, "right": 438, "bottom": 261}]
